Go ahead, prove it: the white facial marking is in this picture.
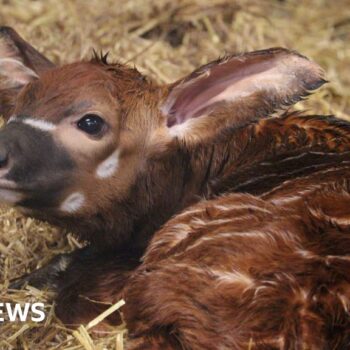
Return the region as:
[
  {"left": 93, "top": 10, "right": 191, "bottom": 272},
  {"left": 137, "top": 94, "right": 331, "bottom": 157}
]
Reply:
[
  {"left": 7, "top": 116, "right": 17, "bottom": 124},
  {"left": 0, "top": 189, "right": 23, "bottom": 205},
  {"left": 60, "top": 192, "right": 85, "bottom": 213},
  {"left": 23, "top": 118, "right": 56, "bottom": 131},
  {"left": 96, "top": 149, "right": 120, "bottom": 179},
  {"left": 7, "top": 117, "right": 56, "bottom": 132}
]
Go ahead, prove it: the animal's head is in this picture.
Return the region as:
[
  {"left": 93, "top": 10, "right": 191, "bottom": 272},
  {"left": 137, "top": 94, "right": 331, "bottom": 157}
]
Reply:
[{"left": 0, "top": 27, "right": 325, "bottom": 247}]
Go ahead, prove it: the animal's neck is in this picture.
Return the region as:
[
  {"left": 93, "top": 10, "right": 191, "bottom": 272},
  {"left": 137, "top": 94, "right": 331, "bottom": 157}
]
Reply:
[
  {"left": 119, "top": 126, "right": 255, "bottom": 252},
  {"left": 189, "top": 113, "right": 350, "bottom": 198}
]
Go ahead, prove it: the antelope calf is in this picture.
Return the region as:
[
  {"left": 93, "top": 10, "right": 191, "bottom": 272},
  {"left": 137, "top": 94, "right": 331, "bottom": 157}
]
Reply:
[{"left": 1, "top": 27, "right": 350, "bottom": 349}]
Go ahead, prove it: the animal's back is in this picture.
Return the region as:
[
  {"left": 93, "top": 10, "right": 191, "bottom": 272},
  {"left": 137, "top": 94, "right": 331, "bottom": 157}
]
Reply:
[{"left": 124, "top": 146, "right": 350, "bottom": 349}]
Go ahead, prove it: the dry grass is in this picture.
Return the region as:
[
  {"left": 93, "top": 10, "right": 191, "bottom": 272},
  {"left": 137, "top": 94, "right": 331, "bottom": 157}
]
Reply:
[{"left": 0, "top": 0, "right": 349, "bottom": 349}]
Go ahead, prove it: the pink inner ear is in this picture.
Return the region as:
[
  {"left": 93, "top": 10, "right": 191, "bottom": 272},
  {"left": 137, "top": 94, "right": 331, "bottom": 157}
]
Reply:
[
  {"left": 0, "top": 31, "right": 39, "bottom": 88},
  {"left": 167, "top": 60, "right": 271, "bottom": 124},
  {"left": 0, "top": 27, "right": 55, "bottom": 77},
  {"left": 162, "top": 49, "right": 324, "bottom": 127},
  {"left": 0, "top": 58, "right": 38, "bottom": 87}
]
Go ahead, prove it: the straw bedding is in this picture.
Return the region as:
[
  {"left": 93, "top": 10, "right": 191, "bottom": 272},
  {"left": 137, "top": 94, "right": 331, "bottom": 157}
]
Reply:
[{"left": 0, "top": 0, "right": 349, "bottom": 348}]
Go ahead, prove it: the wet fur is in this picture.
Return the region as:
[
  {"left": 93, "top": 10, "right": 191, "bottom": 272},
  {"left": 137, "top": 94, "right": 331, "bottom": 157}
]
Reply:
[
  {"left": 56, "top": 114, "right": 350, "bottom": 349},
  {"left": 1, "top": 27, "right": 350, "bottom": 349}
]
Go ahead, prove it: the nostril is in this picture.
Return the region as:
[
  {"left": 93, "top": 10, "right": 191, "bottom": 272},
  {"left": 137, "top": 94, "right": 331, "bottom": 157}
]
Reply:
[{"left": 0, "top": 148, "right": 8, "bottom": 168}]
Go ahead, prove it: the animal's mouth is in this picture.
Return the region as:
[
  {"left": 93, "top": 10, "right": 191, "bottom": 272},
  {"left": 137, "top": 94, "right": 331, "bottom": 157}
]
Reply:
[
  {"left": 0, "top": 178, "right": 19, "bottom": 190},
  {"left": 0, "top": 179, "right": 25, "bottom": 205}
]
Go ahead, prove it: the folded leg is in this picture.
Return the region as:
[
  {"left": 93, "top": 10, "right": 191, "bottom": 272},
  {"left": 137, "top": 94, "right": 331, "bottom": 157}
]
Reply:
[
  {"left": 55, "top": 247, "right": 140, "bottom": 329},
  {"left": 10, "top": 246, "right": 140, "bottom": 330}
]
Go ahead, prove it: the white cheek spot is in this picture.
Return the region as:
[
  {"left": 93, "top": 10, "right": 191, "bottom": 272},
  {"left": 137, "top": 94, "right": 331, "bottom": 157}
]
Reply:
[
  {"left": 7, "top": 116, "right": 17, "bottom": 124},
  {"left": 0, "top": 189, "right": 23, "bottom": 205},
  {"left": 60, "top": 192, "right": 85, "bottom": 213},
  {"left": 23, "top": 118, "right": 56, "bottom": 132},
  {"left": 96, "top": 149, "right": 120, "bottom": 179}
]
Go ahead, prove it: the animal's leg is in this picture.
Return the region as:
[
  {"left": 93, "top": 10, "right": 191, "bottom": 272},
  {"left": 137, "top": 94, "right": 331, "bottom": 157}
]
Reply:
[
  {"left": 9, "top": 250, "right": 77, "bottom": 290},
  {"left": 54, "top": 248, "right": 140, "bottom": 330},
  {"left": 9, "top": 246, "right": 140, "bottom": 330},
  {"left": 123, "top": 266, "right": 224, "bottom": 350}
]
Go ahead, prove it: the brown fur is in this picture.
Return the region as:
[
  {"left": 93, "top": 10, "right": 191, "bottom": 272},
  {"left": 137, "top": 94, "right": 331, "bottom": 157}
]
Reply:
[
  {"left": 124, "top": 177, "right": 350, "bottom": 349},
  {"left": 1, "top": 27, "right": 349, "bottom": 349},
  {"left": 54, "top": 115, "right": 350, "bottom": 349}
]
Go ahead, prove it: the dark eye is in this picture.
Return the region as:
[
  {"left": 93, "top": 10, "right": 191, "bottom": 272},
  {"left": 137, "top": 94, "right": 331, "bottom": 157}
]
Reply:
[{"left": 77, "top": 114, "right": 106, "bottom": 135}]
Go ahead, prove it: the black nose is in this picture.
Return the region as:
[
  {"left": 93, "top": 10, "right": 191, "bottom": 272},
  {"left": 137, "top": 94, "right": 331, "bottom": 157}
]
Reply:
[{"left": 0, "top": 146, "right": 8, "bottom": 168}]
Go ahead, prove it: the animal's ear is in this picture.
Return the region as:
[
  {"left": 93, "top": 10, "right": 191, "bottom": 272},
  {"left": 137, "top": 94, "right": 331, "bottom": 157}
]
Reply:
[
  {"left": 161, "top": 48, "right": 325, "bottom": 139},
  {"left": 0, "top": 26, "right": 55, "bottom": 119}
]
